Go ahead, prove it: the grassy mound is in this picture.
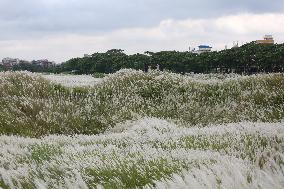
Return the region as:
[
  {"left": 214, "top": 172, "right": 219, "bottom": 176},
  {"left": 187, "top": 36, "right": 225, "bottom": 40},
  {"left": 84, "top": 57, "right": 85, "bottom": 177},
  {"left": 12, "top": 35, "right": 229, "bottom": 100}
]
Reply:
[
  {"left": 0, "top": 119, "right": 283, "bottom": 188},
  {"left": 0, "top": 70, "right": 284, "bottom": 137},
  {"left": 0, "top": 71, "right": 284, "bottom": 188}
]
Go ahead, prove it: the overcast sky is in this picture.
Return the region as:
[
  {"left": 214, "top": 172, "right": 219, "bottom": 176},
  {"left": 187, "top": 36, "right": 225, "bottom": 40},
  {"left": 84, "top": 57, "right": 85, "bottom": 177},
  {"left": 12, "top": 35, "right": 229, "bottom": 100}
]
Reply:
[{"left": 0, "top": 0, "right": 284, "bottom": 62}]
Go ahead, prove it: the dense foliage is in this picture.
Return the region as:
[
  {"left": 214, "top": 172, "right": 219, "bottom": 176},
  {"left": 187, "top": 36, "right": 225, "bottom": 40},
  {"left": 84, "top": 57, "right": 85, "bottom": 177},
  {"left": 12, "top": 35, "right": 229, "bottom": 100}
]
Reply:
[
  {"left": 58, "top": 42, "right": 284, "bottom": 74},
  {"left": 0, "top": 65, "right": 4, "bottom": 71},
  {"left": 11, "top": 62, "right": 56, "bottom": 73},
  {"left": 3, "top": 42, "right": 284, "bottom": 75}
]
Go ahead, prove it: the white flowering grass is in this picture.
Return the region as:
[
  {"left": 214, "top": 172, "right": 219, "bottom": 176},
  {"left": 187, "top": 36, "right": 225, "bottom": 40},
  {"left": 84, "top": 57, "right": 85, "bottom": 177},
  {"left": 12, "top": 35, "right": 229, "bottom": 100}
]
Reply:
[
  {"left": 0, "top": 70, "right": 284, "bottom": 188},
  {"left": 41, "top": 74, "right": 102, "bottom": 87},
  {"left": 0, "top": 118, "right": 283, "bottom": 188},
  {"left": 0, "top": 70, "right": 284, "bottom": 136}
]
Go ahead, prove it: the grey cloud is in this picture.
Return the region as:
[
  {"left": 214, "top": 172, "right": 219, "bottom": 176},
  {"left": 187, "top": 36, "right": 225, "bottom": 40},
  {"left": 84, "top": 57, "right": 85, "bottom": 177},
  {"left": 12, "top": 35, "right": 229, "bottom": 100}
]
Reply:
[{"left": 0, "top": 0, "right": 284, "bottom": 40}]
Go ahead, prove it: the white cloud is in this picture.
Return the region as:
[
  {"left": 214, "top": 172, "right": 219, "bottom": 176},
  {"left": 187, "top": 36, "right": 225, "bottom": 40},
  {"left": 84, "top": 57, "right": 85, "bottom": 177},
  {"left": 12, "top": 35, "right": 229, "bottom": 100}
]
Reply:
[
  {"left": 1, "top": 12, "right": 284, "bottom": 62},
  {"left": 215, "top": 13, "right": 284, "bottom": 34}
]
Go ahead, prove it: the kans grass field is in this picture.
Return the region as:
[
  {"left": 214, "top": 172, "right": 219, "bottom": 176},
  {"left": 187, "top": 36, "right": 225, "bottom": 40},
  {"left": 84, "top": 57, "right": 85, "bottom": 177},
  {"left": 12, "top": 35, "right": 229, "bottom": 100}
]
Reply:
[{"left": 0, "top": 70, "right": 284, "bottom": 189}]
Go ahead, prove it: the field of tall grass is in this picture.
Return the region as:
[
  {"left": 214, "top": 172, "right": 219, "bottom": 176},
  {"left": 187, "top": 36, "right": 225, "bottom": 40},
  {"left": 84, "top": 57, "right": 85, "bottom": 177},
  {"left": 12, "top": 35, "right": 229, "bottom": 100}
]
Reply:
[{"left": 0, "top": 70, "right": 284, "bottom": 188}]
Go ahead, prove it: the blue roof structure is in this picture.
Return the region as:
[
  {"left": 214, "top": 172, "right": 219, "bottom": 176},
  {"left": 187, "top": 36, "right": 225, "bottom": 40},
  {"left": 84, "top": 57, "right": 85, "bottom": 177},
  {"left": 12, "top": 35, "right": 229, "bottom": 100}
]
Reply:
[{"left": 198, "top": 45, "right": 212, "bottom": 48}]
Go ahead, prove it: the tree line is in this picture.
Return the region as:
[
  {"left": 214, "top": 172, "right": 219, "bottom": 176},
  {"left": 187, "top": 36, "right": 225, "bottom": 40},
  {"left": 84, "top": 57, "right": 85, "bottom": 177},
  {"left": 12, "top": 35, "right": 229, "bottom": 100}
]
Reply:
[{"left": 5, "top": 42, "right": 284, "bottom": 74}]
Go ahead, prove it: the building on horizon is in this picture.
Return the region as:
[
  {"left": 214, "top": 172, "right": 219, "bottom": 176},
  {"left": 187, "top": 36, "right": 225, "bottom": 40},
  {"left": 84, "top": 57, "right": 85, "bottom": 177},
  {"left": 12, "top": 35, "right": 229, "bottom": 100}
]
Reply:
[
  {"left": 19, "top": 60, "right": 31, "bottom": 64},
  {"left": 256, "top": 35, "right": 274, "bottom": 44},
  {"left": 1, "top": 57, "right": 55, "bottom": 69},
  {"left": 33, "top": 59, "right": 55, "bottom": 68},
  {"left": 1, "top": 57, "right": 20, "bottom": 68},
  {"left": 192, "top": 45, "right": 212, "bottom": 54}
]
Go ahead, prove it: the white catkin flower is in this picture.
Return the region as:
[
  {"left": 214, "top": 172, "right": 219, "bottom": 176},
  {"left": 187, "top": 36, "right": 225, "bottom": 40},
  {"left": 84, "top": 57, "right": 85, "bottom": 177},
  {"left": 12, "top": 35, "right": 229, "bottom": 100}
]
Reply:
[{"left": 0, "top": 71, "right": 284, "bottom": 189}]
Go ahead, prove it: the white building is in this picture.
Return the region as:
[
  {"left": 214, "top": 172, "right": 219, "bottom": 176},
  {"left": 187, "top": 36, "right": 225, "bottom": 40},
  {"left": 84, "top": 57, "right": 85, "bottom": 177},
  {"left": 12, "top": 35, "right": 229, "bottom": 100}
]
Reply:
[
  {"left": 192, "top": 45, "right": 212, "bottom": 54},
  {"left": 256, "top": 35, "right": 274, "bottom": 44},
  {"left": 2, "top": 58, "right": 20, "bottom": 67},
  {"left": 197, "top": 45, "right": 212, "bottom": 53}
]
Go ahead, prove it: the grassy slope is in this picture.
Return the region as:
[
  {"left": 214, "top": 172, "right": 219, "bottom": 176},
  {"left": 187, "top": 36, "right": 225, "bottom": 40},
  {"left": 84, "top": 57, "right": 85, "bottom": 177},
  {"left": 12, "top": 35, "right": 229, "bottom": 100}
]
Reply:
[
  {"left": 0, "top": 120, "right": 283, "bottom": 189},
  {"left": 0, "top": 70, "right": 284, "bottom": 137},
  {"left": 0, "top": 71, "right": 284, "bottom": 188}
]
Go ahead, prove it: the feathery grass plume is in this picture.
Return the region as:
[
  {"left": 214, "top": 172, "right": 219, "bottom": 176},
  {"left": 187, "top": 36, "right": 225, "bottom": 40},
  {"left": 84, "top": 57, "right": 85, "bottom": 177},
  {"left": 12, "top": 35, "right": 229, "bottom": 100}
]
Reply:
[
  {"left": 0, "top": 70, "right": 284, "bottom": 188},
  {"left": 0, "top": 70, "right": 284, "bottom": 137}
]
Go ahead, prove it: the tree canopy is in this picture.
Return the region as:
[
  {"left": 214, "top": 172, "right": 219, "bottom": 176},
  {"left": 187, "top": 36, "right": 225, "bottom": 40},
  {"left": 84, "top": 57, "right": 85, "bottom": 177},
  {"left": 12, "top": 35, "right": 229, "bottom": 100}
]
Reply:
[{"left": 5, "top": 42, "right": 284, "bottom": 74}]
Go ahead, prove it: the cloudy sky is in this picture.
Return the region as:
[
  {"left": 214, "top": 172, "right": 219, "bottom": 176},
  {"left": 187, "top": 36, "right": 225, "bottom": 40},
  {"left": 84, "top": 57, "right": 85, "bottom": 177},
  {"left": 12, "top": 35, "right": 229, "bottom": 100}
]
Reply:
[{"left": 0, "top": 0, "right": 284, "bottom": 62}]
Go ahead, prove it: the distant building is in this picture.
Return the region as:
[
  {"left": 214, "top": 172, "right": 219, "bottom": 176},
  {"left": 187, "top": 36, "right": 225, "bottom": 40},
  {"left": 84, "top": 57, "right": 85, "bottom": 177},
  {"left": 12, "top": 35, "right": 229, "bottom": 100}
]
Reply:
[
  {"left": 19, "top": 60, "right": 31, "bottom": 64},
  {"left": 2, "top": 57, "right": 20, "bottom": 68},
  {"left": 33, "top": 59, "right": 55, "bottom": 68},
  {"left": 256, "top": 35, "right": 274, "bottom": 44},
  {"left": 193, "top": 45, "right": 212, "bottom": 54},
  {"left": 84, "top": 54, "right": 92, "bottom": 58},
  {"left": 232, "top": 41, "right": 239, "bottom": 48}
]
